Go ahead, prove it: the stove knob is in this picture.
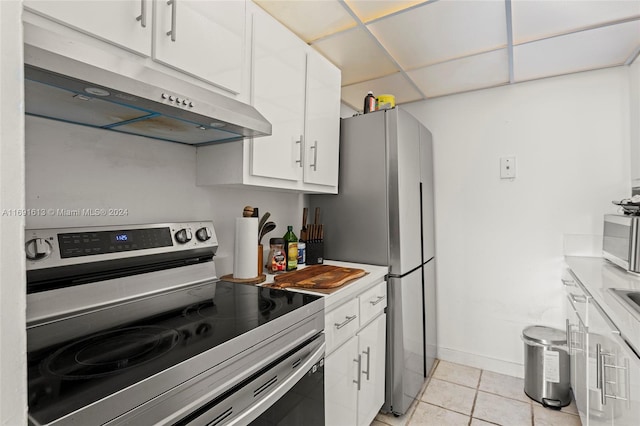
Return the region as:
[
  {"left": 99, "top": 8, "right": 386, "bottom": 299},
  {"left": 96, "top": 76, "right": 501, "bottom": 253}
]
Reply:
[
  {"left": 196, "top": 227, "right": 212, "bottom": 242},
  {"left": 25, "top": 238, "right": 52, "bottom": 260},
  {"left": 175, "top": 228, "right": 192, "bottom": 244}
]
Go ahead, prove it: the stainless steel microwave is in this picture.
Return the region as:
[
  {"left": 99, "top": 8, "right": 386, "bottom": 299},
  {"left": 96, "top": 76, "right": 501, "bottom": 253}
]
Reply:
[{"left": 603, "top": 214, "right": 640, "bottom": 273}]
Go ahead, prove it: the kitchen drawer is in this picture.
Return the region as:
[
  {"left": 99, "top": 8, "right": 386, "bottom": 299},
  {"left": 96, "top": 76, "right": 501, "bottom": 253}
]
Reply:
[
  {"left": 326, "top": 298, "right": 359, "bottom": 354},
  {"left": 563, "top": 270, "right": 590, "bottom": 325},
  {"left": 359, "top": 280, "right": 386, "bottom": 326}
]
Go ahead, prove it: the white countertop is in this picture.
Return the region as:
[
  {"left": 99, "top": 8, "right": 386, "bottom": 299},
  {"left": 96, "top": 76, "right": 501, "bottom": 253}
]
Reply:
[
  {"left": 259, "top": 260, "right": 389, "bottom": 312},
  {"left": 565, "top": 256, "right": 640, "bottom": 353}
]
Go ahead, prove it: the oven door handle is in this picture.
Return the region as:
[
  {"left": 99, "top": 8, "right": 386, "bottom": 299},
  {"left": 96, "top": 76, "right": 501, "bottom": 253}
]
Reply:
[
  {"left": 227, "top": 341, "right": 325, "bottom": 426},
  {"left": 185, "top": 339, "right": 325, "bottom": 426}
]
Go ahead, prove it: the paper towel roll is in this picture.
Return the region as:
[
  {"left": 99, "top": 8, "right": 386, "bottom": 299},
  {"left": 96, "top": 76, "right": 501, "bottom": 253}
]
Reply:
[{"left": 233, "top": 217, "right": 258, "bottom": 279}]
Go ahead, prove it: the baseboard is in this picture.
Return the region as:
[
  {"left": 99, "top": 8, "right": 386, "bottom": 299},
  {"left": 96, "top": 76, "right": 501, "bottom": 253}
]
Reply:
[{"left": 437, "top": 347, "right": 525, "bottom": 379}]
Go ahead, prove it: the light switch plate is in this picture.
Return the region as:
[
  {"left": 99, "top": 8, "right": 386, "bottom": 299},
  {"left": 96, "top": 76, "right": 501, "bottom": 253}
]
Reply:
[{"left": 500, "top": 156, "right": 516, "bottom": 179}]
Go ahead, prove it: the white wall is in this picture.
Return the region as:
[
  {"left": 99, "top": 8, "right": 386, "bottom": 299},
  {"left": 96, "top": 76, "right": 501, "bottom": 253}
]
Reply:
[
  {"left": 403, "top": 67, "right": 631, "bottom": 377},
  {"left": 0, "top": 1, "right": 27, "bottom": 425},
  {"left": 25, "top": 117, "right": 302, "bottom": 277}
]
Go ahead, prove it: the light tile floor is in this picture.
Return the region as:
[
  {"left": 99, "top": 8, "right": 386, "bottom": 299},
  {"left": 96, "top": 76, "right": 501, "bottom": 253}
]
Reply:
[{"left": 371, "top": 360, "right": 582, "bottom": 426}]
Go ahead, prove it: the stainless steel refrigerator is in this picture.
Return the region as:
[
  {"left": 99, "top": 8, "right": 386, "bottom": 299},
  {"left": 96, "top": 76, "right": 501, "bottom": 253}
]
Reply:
[{"left": 311, "top": 107, "right": 436, "bottom": 416}]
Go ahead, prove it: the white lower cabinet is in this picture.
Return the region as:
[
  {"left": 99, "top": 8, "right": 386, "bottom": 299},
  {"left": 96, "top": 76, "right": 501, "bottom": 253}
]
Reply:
[
  {"left": 355, "top": 315, "right": 386, "bottom": 426},
  {"left": 565, "top": 269, "right": 640, "bottom": 426},
  {"left": 325, "top": 280, "right": 387, "bottom": 426},
  {"left": 563, "top": 273, "right": 590, "bottom": 423},
  {"left": 587, "top": 299, "right": 640, "bottom": 426}
]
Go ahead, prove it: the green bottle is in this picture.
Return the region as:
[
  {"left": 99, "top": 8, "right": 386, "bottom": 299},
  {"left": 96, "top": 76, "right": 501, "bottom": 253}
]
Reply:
[{"left": 283, "top": 225, "right": 298, "bottom": 271}]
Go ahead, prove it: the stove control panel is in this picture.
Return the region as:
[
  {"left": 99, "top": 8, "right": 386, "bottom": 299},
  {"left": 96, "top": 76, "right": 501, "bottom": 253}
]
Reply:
[{"left": 25, "top": 221, "right": 217, "bottom": 270}]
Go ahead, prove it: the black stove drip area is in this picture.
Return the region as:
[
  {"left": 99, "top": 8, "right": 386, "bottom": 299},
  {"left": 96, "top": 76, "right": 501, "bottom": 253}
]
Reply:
[{"left": 27, "top": 282, "right": 320, "bottom": 425}]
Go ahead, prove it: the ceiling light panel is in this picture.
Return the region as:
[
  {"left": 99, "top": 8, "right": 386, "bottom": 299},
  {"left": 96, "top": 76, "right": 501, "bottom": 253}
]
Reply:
[
  {"left": 344, "top": 0, "right": 430, "bottom": 23},
  {"left": 367, "top": 0, "right": 508, "bottom": 70},
  {"left": 407, "top": 49, "right": 509, "bottom": 98},
  {"left": 312, "top": 27, "right": 400, "bottom": 85},
  {"left": 341, "top": 72, "right": 423, "bottom": 111},
  {"left": 513, "top": 20, "right": 640, "bottom": 82},
  {"left": 254, "top": 0, "right": 357, "bottom": 43},
  {"left": 511, "top": 0, "right": 640, "bottom": 45}
]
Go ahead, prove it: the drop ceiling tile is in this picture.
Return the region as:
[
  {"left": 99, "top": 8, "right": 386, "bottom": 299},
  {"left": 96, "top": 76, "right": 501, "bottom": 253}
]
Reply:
[
  {"left": 254, "top": 1, "right": 357, "bottom": 42},
  {"left": 407, "top": 49, "right": 509, "bottom": 98},
  {"left": 341, "top": 73, "right": 423, "bottom": 111},
  {"left": 367, "top": 0, "right": 507, "bottom": 69},
  {"left": 312, "top": 27, "right": 400, "bottom": 85},
  {"left": 344, "top": 0, "right": 429, "bottom": 23},
  {"left": 513, "top": 20, "right": 640, "bottom": 82},
  {"left": 512, "top": 0, "right": 640, "bottom": 45}
]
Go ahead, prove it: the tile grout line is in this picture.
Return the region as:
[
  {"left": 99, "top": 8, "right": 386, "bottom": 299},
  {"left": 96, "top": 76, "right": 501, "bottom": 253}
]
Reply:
[{"left": 467, "top": 369, "right": 481, "bottom": 426}]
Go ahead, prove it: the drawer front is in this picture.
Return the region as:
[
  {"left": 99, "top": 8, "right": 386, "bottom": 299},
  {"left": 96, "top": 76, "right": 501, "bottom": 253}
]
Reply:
[
  {"left": 326, "top": 298, "right": 359, "bottom": 354},
  {"left": 563, "top": 270, "right": 590, "bottom": 325},
  {"left": 359, "top": 280, "right": 387, "bottom": 326}
]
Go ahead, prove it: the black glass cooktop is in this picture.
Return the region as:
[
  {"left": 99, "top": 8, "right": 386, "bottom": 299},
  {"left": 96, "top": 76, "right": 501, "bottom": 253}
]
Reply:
[{"left": 27, "top": 282, "right": 321, "bottom": 424}]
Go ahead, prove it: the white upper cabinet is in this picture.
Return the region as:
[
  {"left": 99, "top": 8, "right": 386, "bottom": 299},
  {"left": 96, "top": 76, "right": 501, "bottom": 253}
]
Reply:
[
  {"left": 23, "top": 0, "right": 246, "bottom": 95},
  {"left": 251, "top": 7, "right": 307, "bottom": 182},
  {"left": 153, "top": 0, "right": 245, "bottom": 94},
  {"left": 304, "top": 49, "right": 341, "bottom": 188},
  {"left": 197, "top": 4, "right": 342, "bottom": 194},
  {"left": 23, "top": 0, "right": 153, "bottom": 56}
]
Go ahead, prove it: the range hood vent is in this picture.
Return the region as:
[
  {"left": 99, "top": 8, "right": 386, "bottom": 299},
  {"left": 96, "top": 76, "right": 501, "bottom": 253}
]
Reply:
[{"left": 24, "top": 46, "right": 271, "bottom": 145}]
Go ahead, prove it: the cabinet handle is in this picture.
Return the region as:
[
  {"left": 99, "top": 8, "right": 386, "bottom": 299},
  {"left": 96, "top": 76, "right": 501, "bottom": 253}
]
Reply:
[
  {"left": 370, "top": 295, "right": 385, "bottom": 306},
  {"left": 565, "top": 319, "right": 572, "bottom": 354},
  {"left": 309, "top": 140, "right": 318, "bottom": 171},
  {"left": 561, "top": 278, "right": 577, "bottom": 287},
  {"left": 334, "top": 315, "right": 356, "bottom": 330},
  {"left": 136, "top": 0, "right": 147, "bottom": 28},
  {"left": 166, "top": 0, "right": 177, "bottom": 42},
  {"left": 599, "top": 347, "right": 629, "bottom": 406},
  {"left": 353, "top": 355, "right": 362, "bottom": 391},
  {"left": 569, "top": 293, "right": 587, "bottom": 304},
  {"left": 362, "top": 347, "right": 371, "bottom": 381},
  {"left": 295, "top": 135, "right": 304, "bottom": 167}
]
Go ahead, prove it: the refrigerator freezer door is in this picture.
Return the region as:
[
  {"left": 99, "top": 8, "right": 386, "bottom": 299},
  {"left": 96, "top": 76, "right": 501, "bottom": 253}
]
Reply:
[
  {"left": 385, "top": 268, "right": 425, "bottom": 415},
  {"left": 420, "top": 125, "right": 436, "bottom": 263},
  {"left": 387, "top": 109, "right": 423, "bottom": 275}
]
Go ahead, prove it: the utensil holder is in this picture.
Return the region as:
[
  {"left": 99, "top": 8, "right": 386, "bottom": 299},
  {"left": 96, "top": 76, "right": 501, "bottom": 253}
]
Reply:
[{"left": 305, "top": 242, "right": 324, "bottom": 265}]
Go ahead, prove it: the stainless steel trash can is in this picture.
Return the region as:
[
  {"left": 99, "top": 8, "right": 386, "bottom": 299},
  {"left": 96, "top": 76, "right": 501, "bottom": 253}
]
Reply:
[{"left": 522, "top": 325, "right": 571, "bottom": 409}]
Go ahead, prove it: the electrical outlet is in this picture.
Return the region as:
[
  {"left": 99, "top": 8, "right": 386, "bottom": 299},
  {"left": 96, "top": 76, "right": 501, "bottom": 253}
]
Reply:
[{"left": 500, "top": 157, "right": 516, "bottom": 179}]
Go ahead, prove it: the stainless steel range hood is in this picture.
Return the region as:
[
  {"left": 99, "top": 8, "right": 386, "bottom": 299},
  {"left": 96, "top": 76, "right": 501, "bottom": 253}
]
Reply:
[{"left": 24, "top": 45, "right": 271, "bottom": 145}]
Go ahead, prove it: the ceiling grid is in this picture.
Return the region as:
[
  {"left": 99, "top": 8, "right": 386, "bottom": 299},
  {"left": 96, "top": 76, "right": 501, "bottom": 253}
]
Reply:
[{"left": 255, "top": 0, "right": 640, "bottom": 111}]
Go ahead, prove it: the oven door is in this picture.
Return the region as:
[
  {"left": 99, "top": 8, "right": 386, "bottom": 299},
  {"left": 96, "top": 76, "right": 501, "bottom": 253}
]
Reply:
[{"left": 178, "top": 334, "right": 325, "bottom": 426}]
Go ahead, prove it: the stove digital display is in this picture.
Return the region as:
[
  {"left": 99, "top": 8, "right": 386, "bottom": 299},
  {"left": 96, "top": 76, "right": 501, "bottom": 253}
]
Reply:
[
  {"left": 112, "top": 232, "right": 132, "bottom": 243},
  {"left": 58, "top": 227, "right": 172, "bottom": 258}
]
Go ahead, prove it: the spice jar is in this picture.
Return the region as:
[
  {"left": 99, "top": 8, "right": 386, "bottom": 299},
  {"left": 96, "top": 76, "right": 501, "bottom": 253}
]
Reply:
[{"left": 267, "top": 238, "right": 286, "bottom": 274}]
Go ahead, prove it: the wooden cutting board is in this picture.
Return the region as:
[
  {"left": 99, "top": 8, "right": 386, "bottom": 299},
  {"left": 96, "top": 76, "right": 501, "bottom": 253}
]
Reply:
[{"left": 266, "top": 265, "right": 366, "bottom": 292}]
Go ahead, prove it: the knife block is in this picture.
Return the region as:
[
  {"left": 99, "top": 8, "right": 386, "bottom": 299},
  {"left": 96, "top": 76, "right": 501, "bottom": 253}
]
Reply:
[{"left": 305, "top": 242, "right": 324, "bottom": 265}]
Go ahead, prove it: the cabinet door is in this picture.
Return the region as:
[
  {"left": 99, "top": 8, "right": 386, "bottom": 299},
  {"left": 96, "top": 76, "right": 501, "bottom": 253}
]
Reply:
[
  {"left": 325, "top": 337, "right": 358, "bottom": 426},
  {"left": 153, "top": 0, "right": 245, "bottom": 93},
  {"left": 303, "top": 49, "right": 341, "bottom": 188},
  {"left": 588, "top": 301, "right": 616, "bottom": 426},
  {"left": 357, "top": 314, "right": 386, "bottom": 426},
  {"left": 610, "top": 338, "right": 640, "bottom": 426},
  {"left": 251, "top": 8, "right": 306, "bottom": 182},
  {"left": 24, "top": 0, "right": 152, "bottom": 56},
  {"left": 575, "top": 315, "right": 589, "bottom": 423}
]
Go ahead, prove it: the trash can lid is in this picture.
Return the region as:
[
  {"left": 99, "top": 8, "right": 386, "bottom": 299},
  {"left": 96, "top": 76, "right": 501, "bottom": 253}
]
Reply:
[{"left": 522, "top": 325, "right": 566, "bottom": 345}]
